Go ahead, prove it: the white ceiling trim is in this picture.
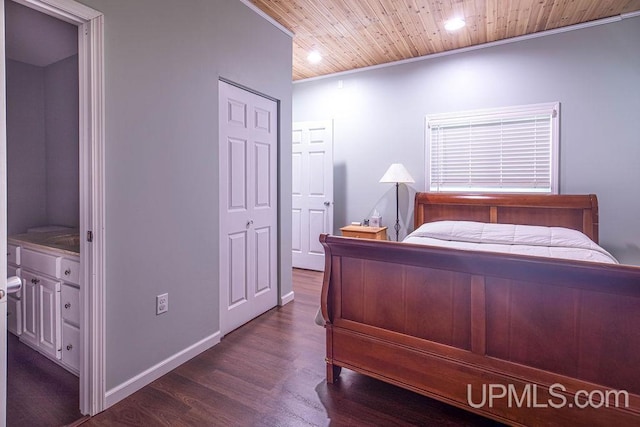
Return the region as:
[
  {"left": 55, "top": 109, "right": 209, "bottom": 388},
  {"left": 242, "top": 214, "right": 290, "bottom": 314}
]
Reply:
[{"left": 238, "top": 0, "right": 293, "bottom": 38}]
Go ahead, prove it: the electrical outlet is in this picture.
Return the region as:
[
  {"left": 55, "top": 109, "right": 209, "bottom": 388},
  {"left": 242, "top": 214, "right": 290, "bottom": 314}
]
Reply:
[{"left": 156, "top": 293, "right": 168, "bottom": 315}]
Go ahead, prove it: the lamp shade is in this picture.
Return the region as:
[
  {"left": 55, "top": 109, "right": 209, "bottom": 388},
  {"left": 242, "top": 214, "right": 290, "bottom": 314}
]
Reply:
[{"left": 379, "top": 163, "right": 415, "bottom": 184}]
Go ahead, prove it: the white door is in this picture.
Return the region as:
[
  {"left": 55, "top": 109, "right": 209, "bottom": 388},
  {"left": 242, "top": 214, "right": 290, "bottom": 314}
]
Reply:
[
  {"left": 1, "top": 1, "right": 8, "bottom": 423},
  {"left": 292, "top": 121, "right": 334, "bottom": 271},
  {"left": 219, "top": 81, "right": 278, "bottom": 335}
]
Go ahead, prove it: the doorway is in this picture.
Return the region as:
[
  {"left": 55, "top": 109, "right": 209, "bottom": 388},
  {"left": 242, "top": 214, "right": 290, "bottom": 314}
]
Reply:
[
  {"left": 292, "top": 120, "right": 334, "bottom": 271},
  {"left": 5, "top": 1, "right": 80, "bottom": 423},
  {"left": 1, "top": 0, "right": 105, "bottom": 421}
]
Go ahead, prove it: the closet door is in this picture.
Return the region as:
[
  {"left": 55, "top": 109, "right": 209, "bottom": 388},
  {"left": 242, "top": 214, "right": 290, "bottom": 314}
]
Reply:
[{"left": 219, "top": 81, "right": 278, "bottom": 335}]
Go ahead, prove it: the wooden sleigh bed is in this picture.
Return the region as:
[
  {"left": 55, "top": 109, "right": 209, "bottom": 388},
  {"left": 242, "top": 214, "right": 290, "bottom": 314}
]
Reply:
[{"left": 319, "top": 193, "right": 640, "bottom": 426}]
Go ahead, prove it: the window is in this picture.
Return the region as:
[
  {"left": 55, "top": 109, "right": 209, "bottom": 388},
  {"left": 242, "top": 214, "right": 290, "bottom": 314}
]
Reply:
[{"left": 426, "top": 102, "right": 559, "bottom": 193}]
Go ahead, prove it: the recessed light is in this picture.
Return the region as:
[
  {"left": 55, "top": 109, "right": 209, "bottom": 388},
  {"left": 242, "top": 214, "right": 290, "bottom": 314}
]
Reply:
[
  {"left": 307, "top": 51, "right": 322, "bottom": 64},
  {"left": 444, "top": 18, "right": 466, "bottom": 31}
]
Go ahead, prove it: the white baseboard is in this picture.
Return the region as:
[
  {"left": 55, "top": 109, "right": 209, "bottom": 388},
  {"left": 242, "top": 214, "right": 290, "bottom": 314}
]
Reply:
[
  {"left": 280, "top": 291, "right": 295, "bottom": 306},
  {"left": 104, "top": 332, "right": 220, "bottom": 408}
]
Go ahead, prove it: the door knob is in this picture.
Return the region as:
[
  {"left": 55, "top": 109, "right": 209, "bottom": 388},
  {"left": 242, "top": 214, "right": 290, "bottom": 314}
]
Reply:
[
  {"left": 7, "top": 276, "right": 22, "bottom": 294},
  {"left": 1, "top": 276, "right": 22, "bottom": 299},
  {"left": 324, "top": 201, "right": 331, "bottom": 206}
]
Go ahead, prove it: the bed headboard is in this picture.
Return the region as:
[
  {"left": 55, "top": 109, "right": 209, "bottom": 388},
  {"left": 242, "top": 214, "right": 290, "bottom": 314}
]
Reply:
[{"left": 414, "top": 193, "right": 599, "bottom": 243}]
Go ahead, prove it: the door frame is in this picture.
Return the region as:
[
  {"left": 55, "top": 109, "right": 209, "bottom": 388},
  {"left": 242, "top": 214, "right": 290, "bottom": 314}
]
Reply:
[
  {"left": 2, "top": 0, "right": 106, "bottom": 416},
  {"left": 1, "top": 5, "right": 7, "bottom": 425}
]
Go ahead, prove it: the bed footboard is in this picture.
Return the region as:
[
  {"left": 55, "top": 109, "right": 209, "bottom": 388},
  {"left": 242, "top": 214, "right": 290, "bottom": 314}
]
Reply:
[{"left": 320, "top": 234, "right": 640, "bottom": 426}]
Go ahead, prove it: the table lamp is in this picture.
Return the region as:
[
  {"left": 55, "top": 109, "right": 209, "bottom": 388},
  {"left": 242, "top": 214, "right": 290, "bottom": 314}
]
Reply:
[{"left": 379, "top": 163, "right": 415, "bottom": 241}]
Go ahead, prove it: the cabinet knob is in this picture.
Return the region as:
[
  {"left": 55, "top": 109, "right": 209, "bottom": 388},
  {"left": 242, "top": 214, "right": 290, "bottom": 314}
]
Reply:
[
  {"left": 246, "top": 220, "right": 254, "bottom": 228},
  {"left": 65, "top": 302, "right": 71, "bottom": 309},
  {"left": 67, "top": 344, "right": 73, "bottom": 351},
  {"left": 64, "top": 268, "right": 71, "bottom": 276},
  {"left": 31, "top": 278, "right": 40, "bottom": 284}
]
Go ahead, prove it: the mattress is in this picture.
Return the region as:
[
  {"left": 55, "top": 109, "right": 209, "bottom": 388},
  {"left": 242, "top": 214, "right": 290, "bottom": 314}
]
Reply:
[{"left": 404, "top": 220, "right": 618, "bottom": 264}]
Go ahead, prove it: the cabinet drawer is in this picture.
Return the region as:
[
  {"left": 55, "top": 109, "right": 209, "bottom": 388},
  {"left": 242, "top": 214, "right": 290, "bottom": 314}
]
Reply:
[
  {"left": 60, "top": 258, "right": 80, "bottom": 285},
  {"left": 7, "top": 244, "right": 20, "bottom": 265},
  {"left": 7, "top": 295, "right": 23, "bottom": 336},
  {"left": 342, "top": 230, "right": 373, "bottom": 238},
  {"left": 62, "top": 322, "right": 80, "bottom": 374},
  {"left": 22, "top": 248, "right": 61, "bottom": 277},
  {"left": 341, "top": 230, "right": 387, "bottom": 240},
  {"left": 7, "top": 265, "right": 21, "bottom": 299},
  {"left": 61, "top": 284, "right": 80, "bottom": 325}
]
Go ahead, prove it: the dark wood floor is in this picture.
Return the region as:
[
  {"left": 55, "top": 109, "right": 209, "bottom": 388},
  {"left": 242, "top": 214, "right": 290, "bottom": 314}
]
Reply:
[
  {"left": 7, "top": 332, "right": 82, "bottom": 426},
  {"left": 82, "top": 268, "right": 498, "bottom": 426}
]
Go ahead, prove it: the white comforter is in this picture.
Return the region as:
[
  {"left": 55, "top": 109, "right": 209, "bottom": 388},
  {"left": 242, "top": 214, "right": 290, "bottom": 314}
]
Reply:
[{"left": 404, "top": 221, "right": 618, "bottom": 264}]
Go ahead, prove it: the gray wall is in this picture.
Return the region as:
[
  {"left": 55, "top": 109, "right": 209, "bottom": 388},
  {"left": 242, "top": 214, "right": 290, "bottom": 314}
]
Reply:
[
  {"left": 6, "top": 56, "right": 79, "bottom": 235},
  {"left": 6, "top": 60, "right": 47, "bottom": 234},
  {"left": 293, "top": 16, "right": 640, "bottom": 265},
  {"left": 45, "top": 55, "right": 79, "bottom": 227},
  {"left": 76, "top": 0, "right": 293, "bottom": 391}
]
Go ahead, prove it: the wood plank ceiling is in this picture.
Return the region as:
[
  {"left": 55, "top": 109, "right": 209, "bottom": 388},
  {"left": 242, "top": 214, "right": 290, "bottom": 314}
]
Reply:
[{"left": 249, "top": 0, "right": 640, "bottom": 81}]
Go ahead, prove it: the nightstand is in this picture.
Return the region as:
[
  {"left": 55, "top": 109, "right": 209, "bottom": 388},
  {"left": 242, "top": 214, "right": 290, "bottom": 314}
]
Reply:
[{"left": 340, "top": 225, "right": 388, "bottom": 240}]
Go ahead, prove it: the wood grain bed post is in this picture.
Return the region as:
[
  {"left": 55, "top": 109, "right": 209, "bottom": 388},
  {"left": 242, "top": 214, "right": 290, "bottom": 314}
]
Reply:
[
  {"left": 470, "top": 275, "right": 487, "bottom": 355},
  {"left": 319, "top": 234, "right": 332, "bottom": 325},
  {"left": 586, "top": 194, "right": 599, "bottom": 243},
  {"left": 319, "top": 234, "right": 342, "bottom": 383}
]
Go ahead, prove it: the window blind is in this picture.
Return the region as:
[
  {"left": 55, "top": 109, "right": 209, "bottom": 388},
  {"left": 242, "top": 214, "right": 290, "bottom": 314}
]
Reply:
[{"left": 427, "top": 103, "right": 559, "bottom": 193}]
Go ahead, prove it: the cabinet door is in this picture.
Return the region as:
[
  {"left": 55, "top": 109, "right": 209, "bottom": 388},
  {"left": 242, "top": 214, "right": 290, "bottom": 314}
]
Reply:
[
  {"left": 7, "top": 296, "right": 22, "bottom": 336},
  {"left": 20, "top": 271, "right": 39, "bottom": 347},
  {"left": 61, "top": 322, "right": 80, "bottom": 374},
  {"left": 39, "top": 277, "right": 62, "bottom": 359}
]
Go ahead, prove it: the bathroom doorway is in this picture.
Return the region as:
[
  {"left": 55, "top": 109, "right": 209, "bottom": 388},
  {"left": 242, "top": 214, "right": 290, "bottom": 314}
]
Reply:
[
  {"left": 4, "top": 1, "right": 82, "bottom": 424},
  {"left": 1, "top": 0, "right": 106, "bottom": 422}
]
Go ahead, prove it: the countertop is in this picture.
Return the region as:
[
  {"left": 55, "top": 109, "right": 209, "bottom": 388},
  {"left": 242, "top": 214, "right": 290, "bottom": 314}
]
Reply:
[{"left": 8, "top": 229, "right": 80, "bottom": 256}]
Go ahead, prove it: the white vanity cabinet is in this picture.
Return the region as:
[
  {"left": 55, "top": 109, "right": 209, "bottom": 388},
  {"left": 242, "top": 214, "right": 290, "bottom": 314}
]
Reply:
[
  {"left": 59, "top": 258, "right": 81, "bottom": 374},
  {"left": 10, "top": 240, "right": 81, "bottom": 375}
]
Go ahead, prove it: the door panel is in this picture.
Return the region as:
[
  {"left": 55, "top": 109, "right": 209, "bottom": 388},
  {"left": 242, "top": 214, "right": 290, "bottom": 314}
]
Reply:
[
  {"left": 228, "top": 232, "right": 248, "bottom": 308},
  {"left": 21, "top": 271, "right": 38, "bottom": 346},
  {"left": 228, "top": 138, "right": 247, "bottom": 210},
  {"left": 219, "top": 81, "right": 278, "bottom": 335},
  {"left": 292, "top": 208, "right": 302, "bottom": 252},
  {"left": 38, "top": 278, "right": 61, "bottom": 359},
  {"left": 292, "top": 121, "right": 334, "bottom": 271},
  {"left": 309, "top": 209, "right": 327, "bottom": 255},
  {"left": 309, "top": 152, "right": 326, "bottom": 195},
  {"left": 254, "top": 142, "right": 271, "bottom": 207}
]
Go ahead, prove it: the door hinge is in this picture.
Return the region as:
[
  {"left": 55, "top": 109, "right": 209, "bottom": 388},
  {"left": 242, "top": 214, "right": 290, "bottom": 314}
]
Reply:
[{"left": 87, "top": 231, "right": 94, "bottom": 242}]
